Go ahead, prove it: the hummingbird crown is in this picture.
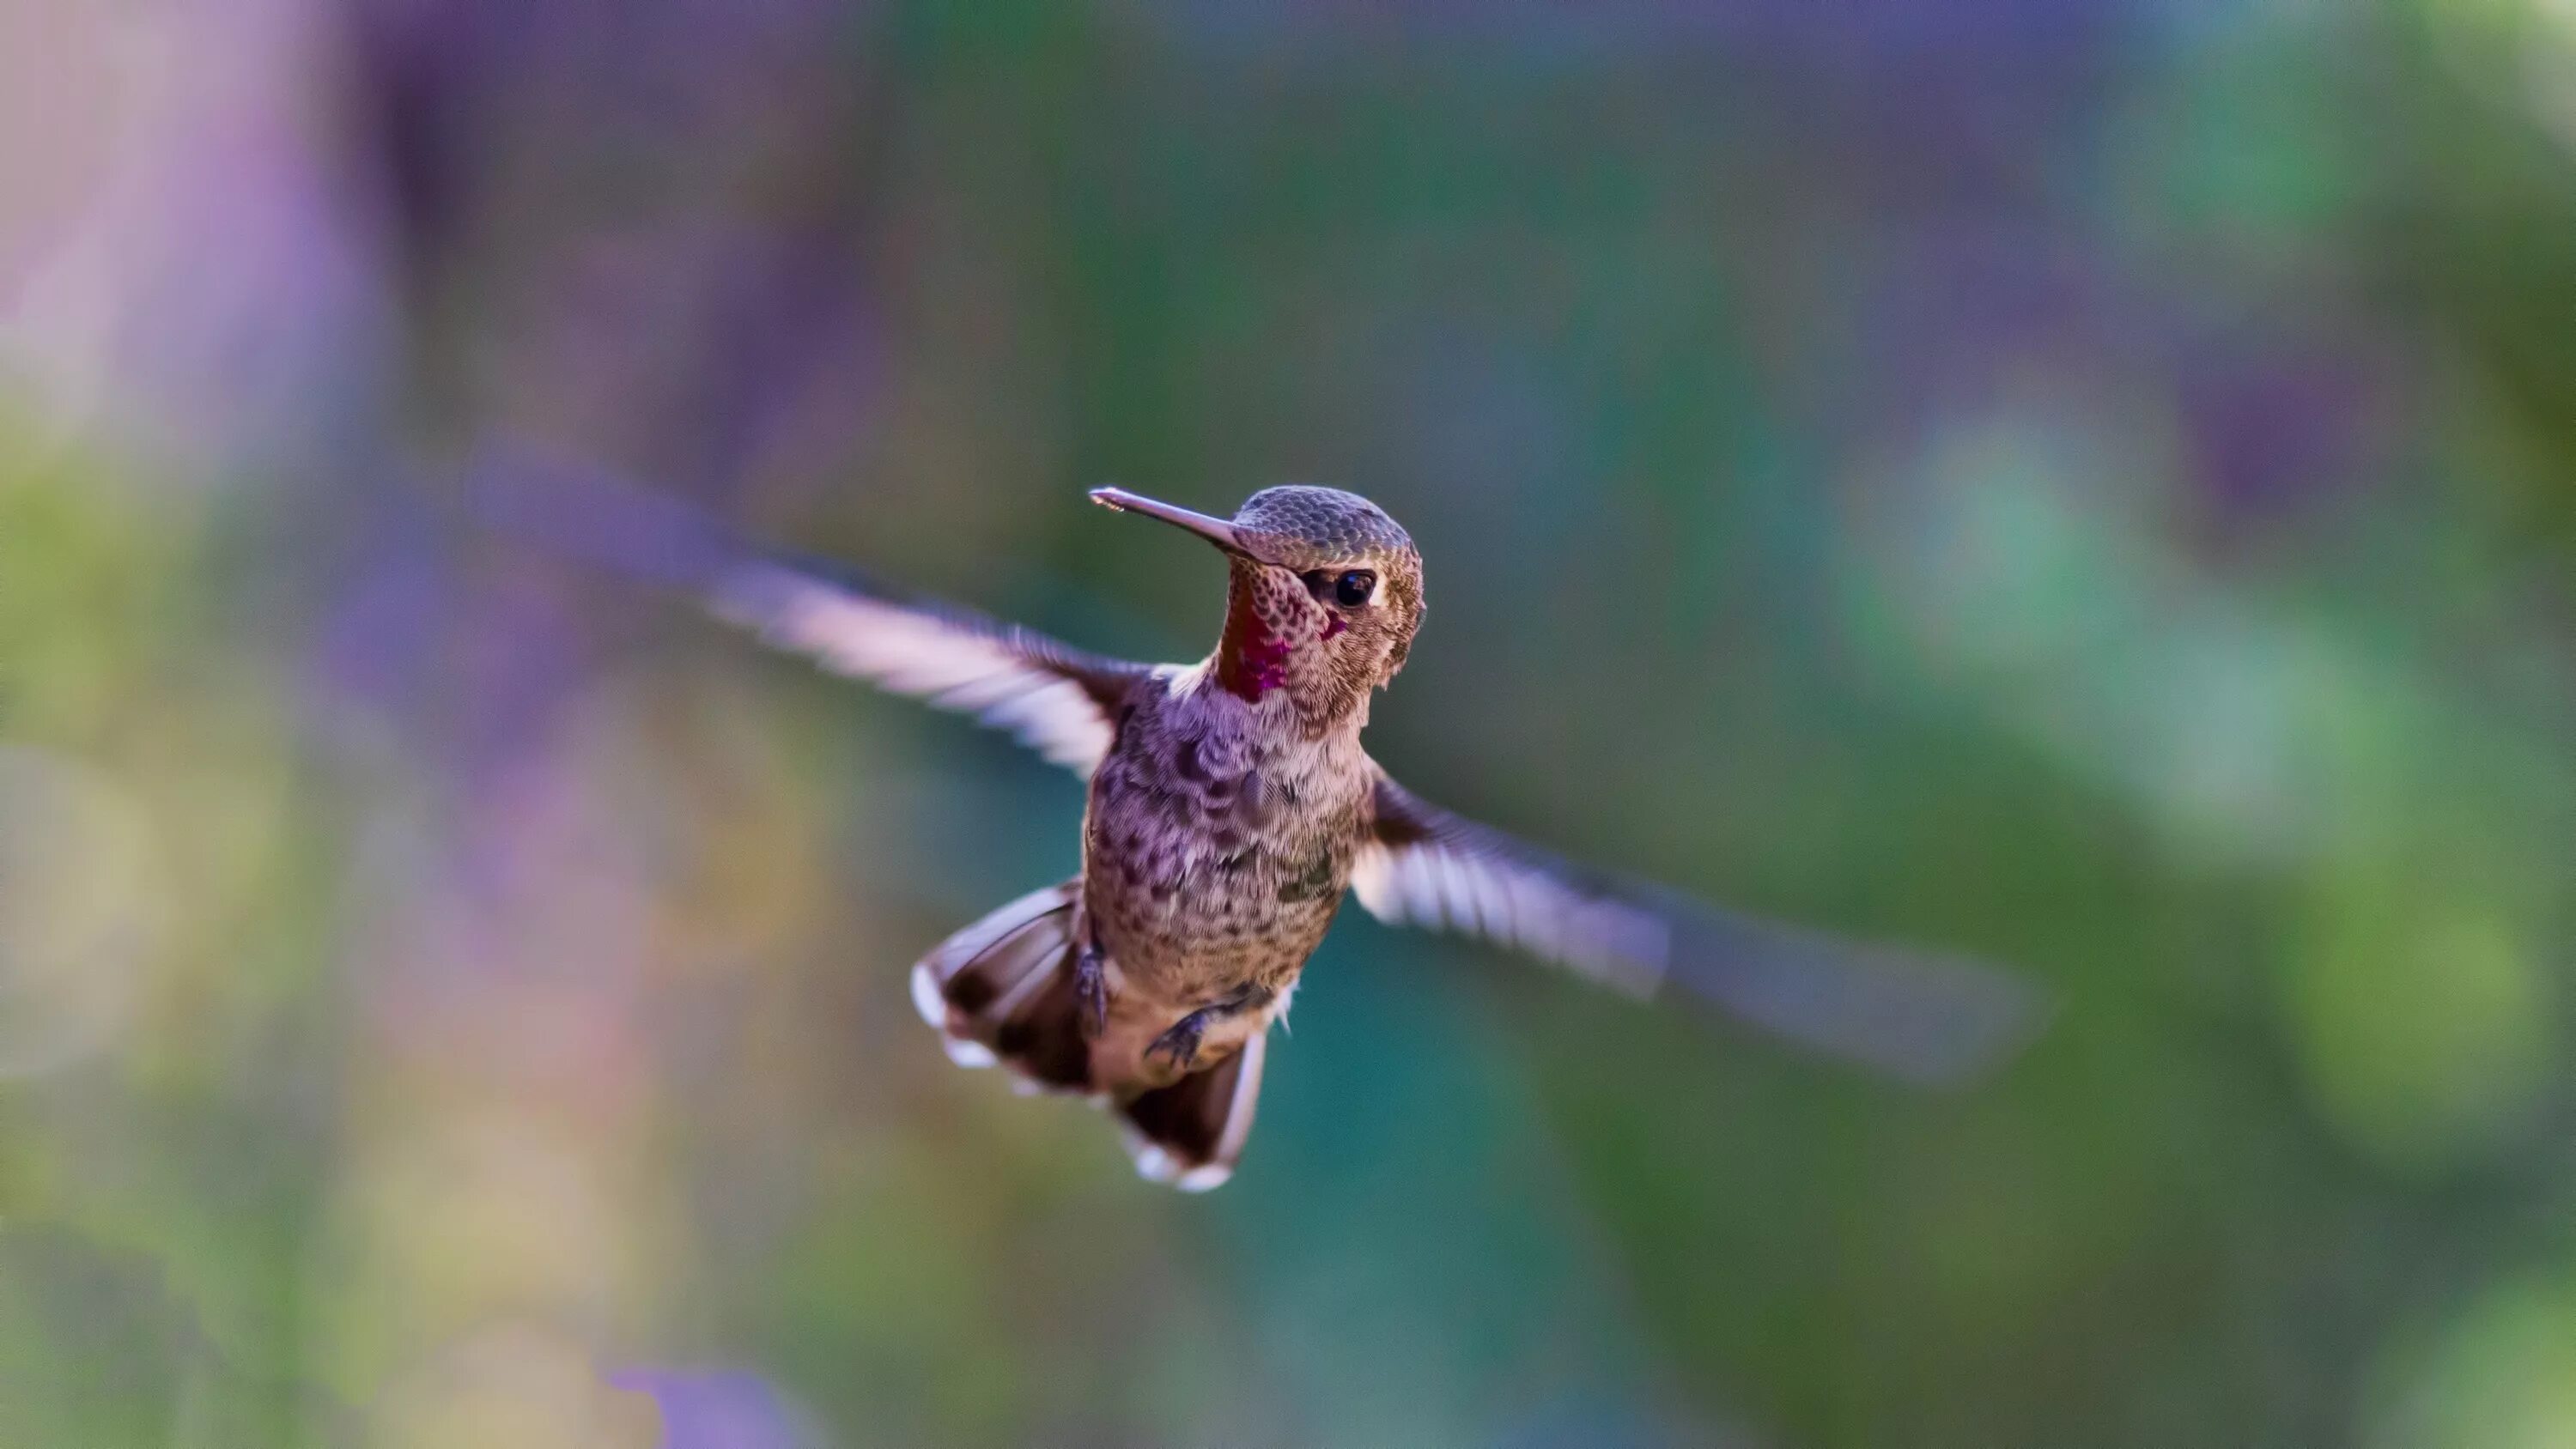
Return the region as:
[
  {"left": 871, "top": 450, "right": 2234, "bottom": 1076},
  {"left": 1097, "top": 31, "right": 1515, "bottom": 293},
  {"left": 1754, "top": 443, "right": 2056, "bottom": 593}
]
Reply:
[{"left": 1231, "top": 485, "right": 1416, "bottom": 567}]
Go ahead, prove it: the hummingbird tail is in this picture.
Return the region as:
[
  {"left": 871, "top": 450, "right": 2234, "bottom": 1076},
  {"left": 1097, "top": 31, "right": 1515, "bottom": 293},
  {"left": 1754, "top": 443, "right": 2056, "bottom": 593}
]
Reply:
[
  {"left": 911, "top": 881, "right": 1094, "bottom": 1094},
  {"left": 1115, "top": 1032, "right": 1265, "bottom": 1193},
  {"left": 911, "top": 881, "right": 1268, "bottom": 1190}
]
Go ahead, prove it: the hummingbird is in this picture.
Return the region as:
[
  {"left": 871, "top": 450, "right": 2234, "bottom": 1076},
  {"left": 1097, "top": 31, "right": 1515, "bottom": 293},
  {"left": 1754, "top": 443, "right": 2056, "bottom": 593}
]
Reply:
[{"left": 485, "top": 466, "right": 2039, "bottom": 1191}]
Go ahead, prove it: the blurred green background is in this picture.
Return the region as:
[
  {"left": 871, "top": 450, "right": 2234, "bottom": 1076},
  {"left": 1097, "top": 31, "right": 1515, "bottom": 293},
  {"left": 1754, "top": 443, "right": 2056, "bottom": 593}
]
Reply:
[{"left": 5, "top": 0, "right": 2576, "bottom": 1444}]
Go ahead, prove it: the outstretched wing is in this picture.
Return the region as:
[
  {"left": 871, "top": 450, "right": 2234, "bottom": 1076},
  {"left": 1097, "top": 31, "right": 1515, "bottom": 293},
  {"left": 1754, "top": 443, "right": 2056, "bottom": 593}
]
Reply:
[
  {"left": 1352, "top": 775, "right": 2044, "bottom": 1084},
  {"left": 708, "top": 563, "right": 1144, "bottom": 773},
  {"left": 472, "top": 452, "right": 1150, "bottom": 776}
]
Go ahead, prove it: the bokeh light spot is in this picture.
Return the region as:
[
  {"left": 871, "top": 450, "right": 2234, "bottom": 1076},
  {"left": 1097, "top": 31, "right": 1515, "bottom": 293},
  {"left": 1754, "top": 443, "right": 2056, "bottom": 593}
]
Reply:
[
  {"left": 2289, "top": 893, "right": 2555, "bottom": 1174},
  {"left": 2372, "top": 1276, "right": 2576, "bottom": 1449},
  {"left": 0, "top": 745, "right": 163, "bottom": 1077}
]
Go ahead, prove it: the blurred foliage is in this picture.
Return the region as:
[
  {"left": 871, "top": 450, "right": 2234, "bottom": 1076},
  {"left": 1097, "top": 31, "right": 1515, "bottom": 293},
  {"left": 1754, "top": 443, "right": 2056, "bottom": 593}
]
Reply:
[{"left": 4, "top": 0, "right": 2576, "bottom": 1445}]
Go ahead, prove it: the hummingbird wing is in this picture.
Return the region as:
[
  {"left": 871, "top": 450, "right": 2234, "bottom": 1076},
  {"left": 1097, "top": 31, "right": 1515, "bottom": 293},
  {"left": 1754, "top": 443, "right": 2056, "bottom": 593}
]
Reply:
[
  {"left": 473, "top": 452, "right": 1151, "bottom": 776},
  {"left": 707, "top": 563, "right": 1145, "bottom": 774},
  {"left": 1352, "top": 775, "right": 2045, "bottom": 1085}
]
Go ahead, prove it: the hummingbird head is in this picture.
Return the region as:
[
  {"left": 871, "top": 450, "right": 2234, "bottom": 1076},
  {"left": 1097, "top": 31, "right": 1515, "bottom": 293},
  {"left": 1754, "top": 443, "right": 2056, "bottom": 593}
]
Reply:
[{"left": 1092, "top": 485, "right": 1427, "bottom": 727}]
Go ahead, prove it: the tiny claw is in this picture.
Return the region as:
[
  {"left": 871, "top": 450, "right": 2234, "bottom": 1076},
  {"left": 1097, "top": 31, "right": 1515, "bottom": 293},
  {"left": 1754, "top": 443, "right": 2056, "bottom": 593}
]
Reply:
[
  {"left": 1074, "top": 947, "right": 1109, "bottom": 1040},
  {"left": 1147, "top": 1011, "right": 1206, "bottom": 1073}
]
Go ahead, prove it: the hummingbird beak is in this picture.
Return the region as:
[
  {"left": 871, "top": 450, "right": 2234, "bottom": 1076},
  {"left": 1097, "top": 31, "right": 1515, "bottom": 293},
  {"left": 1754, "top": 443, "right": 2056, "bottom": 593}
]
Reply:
[{"left": 1090, "top": 488, "right": 1273, "bottom": 563}]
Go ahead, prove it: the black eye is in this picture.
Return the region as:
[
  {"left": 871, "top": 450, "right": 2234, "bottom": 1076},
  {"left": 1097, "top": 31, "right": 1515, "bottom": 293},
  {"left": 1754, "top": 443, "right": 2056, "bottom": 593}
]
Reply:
[{"left": 1334, "top": 570, "right": 1376, "bottom": 609}]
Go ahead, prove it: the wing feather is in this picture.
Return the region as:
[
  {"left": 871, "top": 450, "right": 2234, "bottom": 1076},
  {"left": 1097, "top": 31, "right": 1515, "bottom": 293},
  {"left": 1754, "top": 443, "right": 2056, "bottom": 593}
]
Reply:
[
  {"left": 474, "top": 452, "right": 1148, "bottom": 777},
  {"left": 1354, "top": 774, "right": 2044, "bottom": 1084},
  {"left": 713, "top": 563, "right": 1139, "bottom": 773}
]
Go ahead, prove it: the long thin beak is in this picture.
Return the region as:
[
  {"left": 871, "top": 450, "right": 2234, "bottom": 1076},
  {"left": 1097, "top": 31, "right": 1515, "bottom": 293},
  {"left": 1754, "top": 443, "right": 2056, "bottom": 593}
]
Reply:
[{"left": 1090, "top": 488, "right": 1267, "bottom": 561}]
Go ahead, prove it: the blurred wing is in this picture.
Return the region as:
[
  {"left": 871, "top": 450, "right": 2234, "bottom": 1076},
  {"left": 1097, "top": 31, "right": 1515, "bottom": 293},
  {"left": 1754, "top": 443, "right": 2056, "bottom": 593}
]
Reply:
[
  {"left": 472, "top": 451, "right": 1149, "bottom": 776},
  {"left": 709, "top": 564, "right": 1143, "bottom": 773},
  {"left": 1352, "top": 775, "right": 2045, "bottom": 1084}
]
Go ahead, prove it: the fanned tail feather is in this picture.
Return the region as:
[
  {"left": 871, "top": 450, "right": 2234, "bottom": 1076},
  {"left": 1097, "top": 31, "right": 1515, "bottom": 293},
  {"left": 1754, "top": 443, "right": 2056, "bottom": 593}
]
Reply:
[
  {"left": 911, "top": 882, "right": 1092, "bottom": 1091},
  {"left": 1116, "top": 1033, "right": 1265, "bottom": 1193},
  {"left": 913, "top": 882, "right": 1269, "bottom": 1189}
]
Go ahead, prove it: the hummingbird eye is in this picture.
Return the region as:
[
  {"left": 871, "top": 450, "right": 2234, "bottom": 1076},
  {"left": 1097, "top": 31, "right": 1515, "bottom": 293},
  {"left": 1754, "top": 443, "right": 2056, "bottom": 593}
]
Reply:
[{"left": 1333, "top": 570, "right": 1376, "bottom": 609}]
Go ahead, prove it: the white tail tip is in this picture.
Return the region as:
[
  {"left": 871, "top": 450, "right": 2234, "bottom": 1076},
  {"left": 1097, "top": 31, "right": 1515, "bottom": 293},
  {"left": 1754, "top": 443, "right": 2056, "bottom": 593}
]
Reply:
[{"left": 909, "top": 961, "right": 948, "bottom": 1030}]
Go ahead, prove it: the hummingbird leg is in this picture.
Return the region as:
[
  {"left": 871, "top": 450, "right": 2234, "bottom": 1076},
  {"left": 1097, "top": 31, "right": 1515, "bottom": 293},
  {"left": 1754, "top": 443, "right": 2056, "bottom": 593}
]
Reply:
[
  {"left": 1146, "top": 985, "right": 1276, "bottom": 1074},
  {"left": 1073, "top": 943, "right": 1111, "bottom": 1040}
]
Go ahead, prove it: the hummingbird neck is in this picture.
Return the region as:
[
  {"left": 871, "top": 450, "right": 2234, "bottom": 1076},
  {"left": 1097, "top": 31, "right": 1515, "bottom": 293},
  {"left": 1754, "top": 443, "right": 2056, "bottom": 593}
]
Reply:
[
  {"left": 1214, "top": 581, "right": 1291, "bottom": 703},
  {"left": 1212, "top": 564, "right": 1370, "bottom": 734}
]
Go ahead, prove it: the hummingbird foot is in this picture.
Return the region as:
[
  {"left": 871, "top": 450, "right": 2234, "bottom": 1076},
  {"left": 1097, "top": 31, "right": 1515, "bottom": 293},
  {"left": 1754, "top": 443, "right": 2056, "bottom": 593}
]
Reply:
[
  {"left": 1074, "top": 945, "right": 1111, "bottom": 1040},
  {"left": 1146, "top": 1011, "right": 1211, "bottom": 1073},
  {"left": 1145, "top": 985, "right": 1274, "bottom": 1076}
]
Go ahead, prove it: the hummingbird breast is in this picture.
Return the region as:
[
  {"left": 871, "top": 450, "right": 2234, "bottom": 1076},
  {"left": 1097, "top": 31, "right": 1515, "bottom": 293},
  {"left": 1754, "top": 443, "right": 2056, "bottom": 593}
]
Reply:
[{"left": 1082, "top": 670, "right": 1374, "bottom": 1006}]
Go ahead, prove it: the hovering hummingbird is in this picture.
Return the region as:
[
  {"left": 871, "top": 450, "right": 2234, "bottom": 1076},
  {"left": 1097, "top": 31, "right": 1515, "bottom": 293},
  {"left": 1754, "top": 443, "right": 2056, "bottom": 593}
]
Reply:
[{"left": 488, "top": 468, "right": 2038, "bottom": 1191}]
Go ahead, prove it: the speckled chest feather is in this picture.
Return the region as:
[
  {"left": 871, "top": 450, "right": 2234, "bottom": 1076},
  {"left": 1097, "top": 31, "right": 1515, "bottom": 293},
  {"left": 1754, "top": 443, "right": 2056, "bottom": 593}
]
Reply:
[{"left": 1083, "top": 669, "right": 1375, "bottom": 1004}]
